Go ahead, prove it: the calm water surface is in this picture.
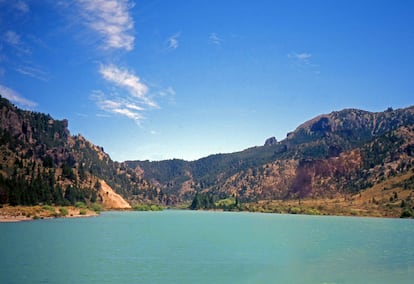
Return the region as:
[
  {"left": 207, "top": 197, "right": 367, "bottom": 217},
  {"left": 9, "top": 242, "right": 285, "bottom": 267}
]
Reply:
[{"left": 1, "top": 210, "right": 413, "bottom": 284}]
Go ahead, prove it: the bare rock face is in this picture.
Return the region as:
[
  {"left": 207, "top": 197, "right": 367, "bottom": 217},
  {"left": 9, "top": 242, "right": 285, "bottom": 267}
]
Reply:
[
  {"left": 98, "top": 180, "right": 131, "bottom": 209},
  {"left": 1, "top": 105, "right": 20, "bottom": 137},
  {"left": 264, "top": 137, "right": 277, "bottom": 146}
]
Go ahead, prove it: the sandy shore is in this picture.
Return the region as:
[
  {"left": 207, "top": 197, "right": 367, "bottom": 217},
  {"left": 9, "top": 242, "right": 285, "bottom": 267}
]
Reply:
[
  {"left": 0, "top": 215, "right": 31, "bottom": 222},
  {"left": 0, "top": 205, "right": 98, "bottom": 223}
]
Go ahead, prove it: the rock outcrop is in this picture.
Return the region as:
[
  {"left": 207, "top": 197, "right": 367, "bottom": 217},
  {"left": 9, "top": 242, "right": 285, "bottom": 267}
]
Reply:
[{"left": 264, "top": 137, "right": 277, "bottom": 146}]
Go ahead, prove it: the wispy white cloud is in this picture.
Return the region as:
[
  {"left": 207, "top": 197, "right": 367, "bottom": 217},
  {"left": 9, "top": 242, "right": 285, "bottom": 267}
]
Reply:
[
  {"left": 76, "top": 0, "right": 135, "bottom": 51},
  {"left": 209, "top": 33, "right": 222, "bottom": 45},
  {"left": 288, "top": 52, "right": 312, "bottom": 64},
  {"left": 125, "top": 102, "right": 144, "bottom": 111},
  {"left": 4, "top": 31, "right": 21, "bottom": 45},
  {"left": 92, "top": 90, "right": 144, "bottom": 122},
  {"left": 16, "top": 66, "right": 49, "bottom": 81},
  {"left": 0, "top": 84, "right": 37, "bottom": 108},
  {"left": 0, "top": 1, "right": 29, "bottom": 13},
  {"left": 2, "top": 30, "right": 31, "bottom": 55},
  {"left": 93, "top": 64, "right": 162, "bottom": 123},
  {"left": 75, "top": 112, "right": 88, "bottom": 118},
  {"left": 168, "top": 33, "right": 180, "bottom": 49},
  {"left": 96, "top": 113, "right": 112, "bottom": 118},
  {"left": 99, "top": 64, "right": 156, "bottom": 108},
  {"left": 158, "top": 86, "right": 175, "bottom": 97},
  {"left": 2, "top": 29, "right": 46, "bottom": 81},
  {"left": 15, "top": 1, "right": 29, "bottom": 13},
  {"left": 68, "top": 1, "right": 175, "bottom": 125},
  {"left": 288, "top": 52, "right": 320, "bottom": 74}
]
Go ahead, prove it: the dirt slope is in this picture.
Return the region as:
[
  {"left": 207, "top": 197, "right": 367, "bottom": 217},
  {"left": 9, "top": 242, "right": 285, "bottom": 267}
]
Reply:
[{"left": 99, "top": 180, "right": 131, "bottom": 209}]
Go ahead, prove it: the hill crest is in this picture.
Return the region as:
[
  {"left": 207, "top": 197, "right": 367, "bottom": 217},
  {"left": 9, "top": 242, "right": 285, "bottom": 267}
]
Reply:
[{"left": 2, "top": 95, "right": 414, "bottom": 217}]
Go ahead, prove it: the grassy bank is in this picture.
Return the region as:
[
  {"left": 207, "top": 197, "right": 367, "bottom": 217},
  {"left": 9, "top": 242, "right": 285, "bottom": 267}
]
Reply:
[
  {"left": 0, "top": 203, "right": 101, "bottom": 222},
  {"left": 241, "top": 188, "right": 414, "bottom": 218}
]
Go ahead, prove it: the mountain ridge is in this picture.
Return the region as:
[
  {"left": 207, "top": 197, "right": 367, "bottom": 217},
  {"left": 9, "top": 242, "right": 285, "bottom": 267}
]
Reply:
[
  {"left": 126, "top": 105, "right": 414, "bottom": 216},
  {"left": 1, "top": 94, "right": 414, "bottom": 217}
]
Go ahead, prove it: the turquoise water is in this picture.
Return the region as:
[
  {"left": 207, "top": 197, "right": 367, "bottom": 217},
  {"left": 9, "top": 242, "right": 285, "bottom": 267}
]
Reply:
[{"left": 1, "top": 211, "right": 414, "bottom": 284}]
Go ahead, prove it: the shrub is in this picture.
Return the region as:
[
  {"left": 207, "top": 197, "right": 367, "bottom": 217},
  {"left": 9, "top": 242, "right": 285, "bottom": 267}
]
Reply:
[
  {"left": 59, "top": 207, "right": 68, "bottom": 216},
  {"left": 400, "top": 209, "right": 414, "bottom": 218},
  {"left": 79, "top": 209, "right": 87, "bottom": 215},
  {"left": 150, "top": 204, "right": 163, "bottom": 211},
  {"left": 304, "top": 208, "right": 321, "bottom": 215},
  {"left": 89, "top": 203, "right": 102, "bottom": 213},
  {"left": 133, "top": 204, "right": 163, "bottom": 211},
  {"left": 75, "top": 201, "right": 87, "bottom": 209},
  {"left": 289, "top": 207, "right": 302, "bottom": 214},
  {"left": 133, "top": 204, "right": 150, "bottom": 211},
  {"left": 42, "top": 205, "right": 55, "bottom": 212}
]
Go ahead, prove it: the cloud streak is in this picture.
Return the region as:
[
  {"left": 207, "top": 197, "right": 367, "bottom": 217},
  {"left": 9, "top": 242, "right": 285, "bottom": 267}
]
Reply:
[
  {"left": 2, "top": 29, "right": 31, "bottom": 56},
  {"left": 168, "top": 33, "right": 180, "bottom": 49},
  {"left": 15, "top": 1, "right": 29, "bottom": 14},
  {"left": 288, "top": 52, "right": 312, "bottom": 64},
  {"left": 76, "top": 0, "right": 135, "bottom": 51},
  {"left": 71, "top": 1, "right": 174, "bottom": 125},
  {"left": 4, "top": 30, "right": 21, "bottom": 45},
  {"left": 99, "top": 64, "right": 156, "bottom": 108},
  {"left": 93, "top": 91, "right": 144, "bottom": 121},
  {"left": 93, "top": 64, "right": 161, "bottom": 123},
  {"left": 209, "top": 33, "right": 222, "bottom": 45},
  {"left": 158, "top": 86, "right": 175, "bottom": 97},
  {"left": 0, "top": 84, "right": 37, "bottom": 108},
  {"left": 288, "top": 52, "right": 320, "bottom": 74},
  {"left": 16, "top": 66, "right": 49, "bottom": 81}
]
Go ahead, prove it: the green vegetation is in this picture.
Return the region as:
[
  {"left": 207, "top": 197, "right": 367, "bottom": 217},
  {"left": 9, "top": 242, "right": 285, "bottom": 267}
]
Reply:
[
  {"left": 288, "top": 207, "right": 302, "bottom": 214},
  {"left": 133, "top": 204, "right": 163, "bottom": 211},
  {"left": 0, "top": 167, "right": 95, "bottom": 207},
  {"left": 75, "top": 201, "right": 87, "bottom": 209},
  {"left": 42, "top": 205, "right": 55, "bottom": 212},
  {"left": 400, "top": 209, "right": 414, "bottom": 218},
  {"left": 59, "top": 207, "right": 68, "bottom": 216},
  {"left": 79, "top": 208, "right": 87, "bottom": 215},
  {"left": 189, "top": 193, "right": 216, "bottom": 210},
  {"left": 89, "top": 203, "right": 103, "bottom": 213},
  {"left": 189, "top": 193, "right": 241, "bottom": 211},
  {"left": 399, "top": 194, "right": 414, "bottom": 218}
]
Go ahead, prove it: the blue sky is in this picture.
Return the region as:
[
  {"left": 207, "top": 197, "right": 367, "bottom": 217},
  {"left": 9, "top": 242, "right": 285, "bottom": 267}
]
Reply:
[{"left": 1, "top": 0, "right": 413, "bottom": 161}]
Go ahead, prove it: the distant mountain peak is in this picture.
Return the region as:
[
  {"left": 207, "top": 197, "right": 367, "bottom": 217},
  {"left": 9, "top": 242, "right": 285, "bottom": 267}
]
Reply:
[{"left": 264, "top": 137, "right": 277, "bottom": 146}]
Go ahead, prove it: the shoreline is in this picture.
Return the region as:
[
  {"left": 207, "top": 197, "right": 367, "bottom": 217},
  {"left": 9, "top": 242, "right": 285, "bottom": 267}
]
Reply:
[
  {"left": 0, "top": 205, "right": 99, "bottom": 223},
  {"left": 1, "top": 199, "right": 411, "bottom": 222}
]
